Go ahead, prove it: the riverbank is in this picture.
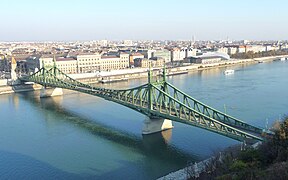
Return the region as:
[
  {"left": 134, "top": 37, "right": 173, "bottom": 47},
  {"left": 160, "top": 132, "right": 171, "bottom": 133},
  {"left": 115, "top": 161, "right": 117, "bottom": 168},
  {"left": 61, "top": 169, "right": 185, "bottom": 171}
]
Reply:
[
  {"left": 157, "top": 143, "right": 257, "bottom": 180},
  {"left": 0, "top": 55, "right": 284, "bottom": 95},
  {"left": 69, "top": 59, "right": 256, "bottom": 84},
  {"left": 0, "top": 84, "right": 42, "bottom": 95}
]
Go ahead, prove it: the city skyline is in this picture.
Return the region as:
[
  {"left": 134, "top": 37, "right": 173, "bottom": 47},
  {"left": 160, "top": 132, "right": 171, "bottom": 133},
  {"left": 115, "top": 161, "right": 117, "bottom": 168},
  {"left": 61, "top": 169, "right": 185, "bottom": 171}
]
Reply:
[{"left": 1, "top": 0, "right": 288, "bottom": 41}]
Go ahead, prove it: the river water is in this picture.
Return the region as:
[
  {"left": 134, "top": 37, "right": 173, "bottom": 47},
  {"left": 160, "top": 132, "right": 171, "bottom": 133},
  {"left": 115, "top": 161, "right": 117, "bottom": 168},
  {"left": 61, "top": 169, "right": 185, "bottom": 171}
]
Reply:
[{"left": 0, "top": 61, "right": 287, "bottom": 179}]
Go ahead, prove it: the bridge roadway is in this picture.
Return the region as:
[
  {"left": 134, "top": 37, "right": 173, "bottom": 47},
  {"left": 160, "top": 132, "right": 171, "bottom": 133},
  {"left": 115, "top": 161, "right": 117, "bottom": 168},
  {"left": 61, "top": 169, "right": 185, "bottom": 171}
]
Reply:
[{"left": 20, "top": 66, "right": 269, "bottom": 143}]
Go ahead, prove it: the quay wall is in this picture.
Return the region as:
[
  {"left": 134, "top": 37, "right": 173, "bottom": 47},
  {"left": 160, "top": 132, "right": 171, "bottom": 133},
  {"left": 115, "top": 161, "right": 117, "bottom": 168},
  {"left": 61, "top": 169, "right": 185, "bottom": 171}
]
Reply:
[{"left": 0, "top": 56, "right": 282, "bottom": 95}]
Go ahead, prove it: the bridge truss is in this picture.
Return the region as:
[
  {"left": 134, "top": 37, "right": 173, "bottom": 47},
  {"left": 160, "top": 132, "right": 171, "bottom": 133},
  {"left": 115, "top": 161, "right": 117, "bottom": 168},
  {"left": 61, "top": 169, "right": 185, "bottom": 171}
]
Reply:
[{"left": 20, "top": 66, "right": 268, "bottom": 142}]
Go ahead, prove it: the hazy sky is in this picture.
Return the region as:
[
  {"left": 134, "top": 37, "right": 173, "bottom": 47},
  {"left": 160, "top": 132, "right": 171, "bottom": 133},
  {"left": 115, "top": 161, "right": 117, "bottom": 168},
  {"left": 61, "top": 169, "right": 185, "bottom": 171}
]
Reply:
[{"left": 1, "top": 0, "right": 287, "bottom": 41}]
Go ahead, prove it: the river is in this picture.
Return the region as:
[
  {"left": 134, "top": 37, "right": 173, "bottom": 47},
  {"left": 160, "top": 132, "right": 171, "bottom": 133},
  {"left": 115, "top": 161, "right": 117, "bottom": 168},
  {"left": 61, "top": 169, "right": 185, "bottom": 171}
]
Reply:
[{"left": 0, "top": 60, "right": 287, "bottom": 179}]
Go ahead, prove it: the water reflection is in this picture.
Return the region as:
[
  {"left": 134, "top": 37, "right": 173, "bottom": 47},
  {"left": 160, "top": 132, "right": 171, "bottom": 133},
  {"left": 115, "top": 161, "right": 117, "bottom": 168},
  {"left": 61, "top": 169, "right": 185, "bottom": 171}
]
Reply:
[{"left": 19, "top": 91, "right": 199, "bottom": 165}]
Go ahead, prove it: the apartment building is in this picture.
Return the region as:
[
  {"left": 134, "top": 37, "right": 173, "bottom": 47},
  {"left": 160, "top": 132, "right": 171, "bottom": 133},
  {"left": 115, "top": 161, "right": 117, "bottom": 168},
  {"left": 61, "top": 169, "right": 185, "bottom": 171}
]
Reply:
[
  {"left": 76, "top": 53, "right": 101, "bottom": 73},
  {"left": 129, "top": 52, "right": 144, "bottom": 66},
  {"left": 100, "top": 53, "right": 129, "bottom": 71}
]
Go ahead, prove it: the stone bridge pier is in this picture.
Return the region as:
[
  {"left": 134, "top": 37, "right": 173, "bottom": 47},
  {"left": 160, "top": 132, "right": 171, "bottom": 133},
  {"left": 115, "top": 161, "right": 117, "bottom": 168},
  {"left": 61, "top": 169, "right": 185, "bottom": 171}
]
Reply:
[
  {"left": 40, "top": 87, "right": 63, "bottom": 98},
  {"left": 142, "top": 117, "right": 173, "bottom": 135}
]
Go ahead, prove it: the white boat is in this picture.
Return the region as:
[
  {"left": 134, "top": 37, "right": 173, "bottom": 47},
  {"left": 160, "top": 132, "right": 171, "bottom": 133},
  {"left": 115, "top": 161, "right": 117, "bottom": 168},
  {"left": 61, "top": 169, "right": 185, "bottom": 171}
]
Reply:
[{"left": 224, "top": 69, "right": 234, "bottom": 75}]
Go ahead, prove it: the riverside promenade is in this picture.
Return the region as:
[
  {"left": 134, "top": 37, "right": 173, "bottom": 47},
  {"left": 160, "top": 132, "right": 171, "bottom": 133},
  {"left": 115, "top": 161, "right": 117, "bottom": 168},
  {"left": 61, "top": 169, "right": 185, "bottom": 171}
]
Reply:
[{"left": 0, "top": 56, "right": 284, "bottom": 95}]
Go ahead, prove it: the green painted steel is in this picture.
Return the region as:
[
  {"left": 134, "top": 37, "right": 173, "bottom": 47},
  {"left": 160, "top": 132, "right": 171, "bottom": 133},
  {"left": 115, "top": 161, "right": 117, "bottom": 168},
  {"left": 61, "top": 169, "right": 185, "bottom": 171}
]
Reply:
[{"left": 19, "top": 67, "right": 269, "bottom": 142}]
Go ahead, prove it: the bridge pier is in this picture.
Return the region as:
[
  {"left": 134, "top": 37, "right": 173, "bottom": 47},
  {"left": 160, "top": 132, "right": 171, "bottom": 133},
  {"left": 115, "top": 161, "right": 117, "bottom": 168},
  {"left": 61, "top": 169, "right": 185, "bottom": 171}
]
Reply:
[
  {"left": 142, "top": 117, "right": 173, "bottom": 135},
  {"left": 40, "top": 87, "right": 63, "bottom": 98}
]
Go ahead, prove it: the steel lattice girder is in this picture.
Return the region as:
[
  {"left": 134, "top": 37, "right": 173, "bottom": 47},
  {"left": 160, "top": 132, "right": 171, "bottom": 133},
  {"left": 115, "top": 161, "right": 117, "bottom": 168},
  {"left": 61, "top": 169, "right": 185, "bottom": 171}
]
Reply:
[{"left": 19, "top": 67, "right": 266, "bottom": 142}]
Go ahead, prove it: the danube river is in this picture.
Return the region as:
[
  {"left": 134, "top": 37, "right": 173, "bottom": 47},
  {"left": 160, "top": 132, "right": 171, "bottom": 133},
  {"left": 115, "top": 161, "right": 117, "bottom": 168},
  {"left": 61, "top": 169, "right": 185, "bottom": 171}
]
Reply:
[{"left": 0, "top": 61, "right": 287, "bottom": 179}]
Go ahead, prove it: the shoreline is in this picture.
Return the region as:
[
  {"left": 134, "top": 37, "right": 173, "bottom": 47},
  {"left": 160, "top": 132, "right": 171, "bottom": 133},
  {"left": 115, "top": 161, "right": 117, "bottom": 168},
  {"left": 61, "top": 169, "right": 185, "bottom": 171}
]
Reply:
[
  {"left": 0, "top": 55, "right": 284, "bottom": 95},
  {"left": 0, "top": 84, "right": 42, "bottom": 95}
]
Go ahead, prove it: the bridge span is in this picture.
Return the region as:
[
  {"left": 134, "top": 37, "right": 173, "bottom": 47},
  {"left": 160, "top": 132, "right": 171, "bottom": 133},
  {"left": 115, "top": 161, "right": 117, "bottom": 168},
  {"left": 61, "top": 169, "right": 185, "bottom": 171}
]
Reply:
[{"left": 20, "top": 65, "right": 269, "bottom": 143}]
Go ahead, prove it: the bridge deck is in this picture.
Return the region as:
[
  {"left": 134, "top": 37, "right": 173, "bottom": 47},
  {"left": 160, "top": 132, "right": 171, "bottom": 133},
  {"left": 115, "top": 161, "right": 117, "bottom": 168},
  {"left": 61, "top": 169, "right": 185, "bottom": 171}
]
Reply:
[{"left": 19, "top": 67, "right": 268, "bottom": 143}]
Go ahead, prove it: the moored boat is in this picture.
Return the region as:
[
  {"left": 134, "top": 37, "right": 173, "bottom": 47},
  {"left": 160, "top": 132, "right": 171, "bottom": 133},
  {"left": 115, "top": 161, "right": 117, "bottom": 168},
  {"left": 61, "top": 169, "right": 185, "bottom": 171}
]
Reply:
[{"left": 224, "top": 69, "right": 234, "bottom": 75}]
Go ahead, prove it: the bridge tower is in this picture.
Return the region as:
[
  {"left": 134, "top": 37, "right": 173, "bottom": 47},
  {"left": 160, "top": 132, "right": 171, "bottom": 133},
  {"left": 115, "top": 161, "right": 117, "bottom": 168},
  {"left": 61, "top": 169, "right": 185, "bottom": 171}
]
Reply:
[
  {"left": 40, "top": 55, "right": 63, "bottom": 98},
  {"left": 142, "top": 65, "right": 173, "bottom": 135}
]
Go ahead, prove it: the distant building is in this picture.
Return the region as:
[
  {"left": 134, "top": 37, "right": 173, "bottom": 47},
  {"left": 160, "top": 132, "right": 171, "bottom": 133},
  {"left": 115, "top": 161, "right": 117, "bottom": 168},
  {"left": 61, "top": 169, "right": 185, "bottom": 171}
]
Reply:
[
  {"left": 100, "top": 53, "right": 129, "bottom": 71},
  {"left": 56, "top": 57, "right": 78, "bottom": 74},
  {"left": 186, "top": 48, "right": 198, "bottom": 57},
  {"left": 39, "top": 56, "right": 77, "bottom": 74},
  {"left": 150, "top": 57, "right": 165, "bottom": 67},
  {"left": 152, "top": 49, "right": 171, "bottom": 63},
  {"left": 129, "top": 53, "right": 144, "bottom": 67},
  {"left": 227, "top": 46, "right": 238, "bottom": 55},
  {"left": 238, "top": 46, "right": 246, "bottom": 53},
  {"left": 245, "top": 45, "right": 266, "bottom": 53},
  {"left": 123, "top": 40, "right": 133, "bottom": 46},
  {"left": 184, "top": 52, "right": 230, "bottom": 64},
  {"left": 99, "top": 40, "right": 108, "bottom": 47},
  {"left": 179, "top": 48, "right": 186, "bottom": 60},
  {"left": 139, "top": 50, "right": 156, "bottom": 59},
  {"left": 76, "top": 53, "right": 101, "bottom": 73},
  {"left": 217, "top": 47, "right": 229, "bottom": 54},
  {"left": 170, "top": 48, "right": 181, "bottom": 61},
  {"left": 134, "top": 57, "right": 164, "bottom": 68}
]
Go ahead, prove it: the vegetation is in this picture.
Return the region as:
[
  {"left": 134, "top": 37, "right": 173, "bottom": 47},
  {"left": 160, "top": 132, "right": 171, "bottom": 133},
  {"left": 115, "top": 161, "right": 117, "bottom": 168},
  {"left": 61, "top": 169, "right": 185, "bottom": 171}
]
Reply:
[
  {"left": 189, "top": 116, "right": 288, "bottom": 179},
  {"left": 231, "top": 50, "right": 288, "bottom": 59}
]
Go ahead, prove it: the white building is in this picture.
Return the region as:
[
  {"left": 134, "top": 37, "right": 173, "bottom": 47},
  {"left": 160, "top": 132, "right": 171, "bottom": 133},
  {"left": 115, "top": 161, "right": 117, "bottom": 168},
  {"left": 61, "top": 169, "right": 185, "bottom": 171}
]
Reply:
[
  {"left": 100, "top": 53, "right": 129, "bottom": 71},
  {"left": 180, "top": 48, "right": 186, "bottom": 60},
  {"left": 77, "top": 53, "right": 101, "bottom": 73},
  {"left": 170, "top": 48, "right": 181, "bottom": 61}
]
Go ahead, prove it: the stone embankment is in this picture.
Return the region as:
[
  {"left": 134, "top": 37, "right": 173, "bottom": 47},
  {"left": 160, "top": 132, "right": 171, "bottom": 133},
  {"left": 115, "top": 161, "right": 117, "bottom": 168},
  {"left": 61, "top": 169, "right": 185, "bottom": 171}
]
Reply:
[
  {"left": 0, "top": 55, "right": 283, "bottom": 95},
  {"left": 0, "top": 84, "right": 42, "bottom": 95}
]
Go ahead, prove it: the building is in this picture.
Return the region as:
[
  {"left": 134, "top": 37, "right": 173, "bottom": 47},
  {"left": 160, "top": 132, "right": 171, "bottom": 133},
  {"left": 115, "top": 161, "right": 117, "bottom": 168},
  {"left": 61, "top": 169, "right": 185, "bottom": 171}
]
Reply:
[
  {"left": 138, "top": 50, "right": 156, "bottom": 59},
  {"left": 227, "top": 46, "right": 238, "bottom": 55},
  {"left": 134, "top": 57, "right": 164, "bottom": 68},
  {"left": 245, "top": 45, "right": 266, "bottom": 53},
  {"left": 179, "top": 48, "right": 186, "bottom": 60},
  {"left": 39, "top": 56, "right": 78, "bottom": 74},
  {"left": 56, "top": 57, "right": 78, "bottom": 74},
  {"left": 217, "top": 47, "right": 229, "bottom": 54},
  {"left": 184, "top": 52, "right": 230, "bottom": 64},
  {"left": 76, "top": 53, "right": 101, "bottom": 73},
  {"left": 238, "top": 46, "right": 246, "bottom": 53},
  {"left": 100, "top": 53, "right": 129, "bottom": 71},
  {"left": 152, "top": 49, "right": 171, "bottom": 63},
  {"left": 26, "top": 55, "right": 41, "bottom": 73},
  {"left": 150, "top": 57, "right": 165, "bottom": 67},
  {"left": 186, "top": 48, "right": 198, "bottom": 57},
  {"left": 185, "top": 56, "right": 221, "bottom": 64},
  {"left": 39, "top": 52, "right": 130, "bottom": 74},
  {"left": 123, "top": 40, "right": 133, "bottom": 46},
  {"left": 170, "top": 48, "right": 181, "bottom": 61},
  {"left": 129, "top": 52, "right": 144, "bottom": 66},
  {"left": 99, "top": 40, "right": 108, "bottom": 47}
]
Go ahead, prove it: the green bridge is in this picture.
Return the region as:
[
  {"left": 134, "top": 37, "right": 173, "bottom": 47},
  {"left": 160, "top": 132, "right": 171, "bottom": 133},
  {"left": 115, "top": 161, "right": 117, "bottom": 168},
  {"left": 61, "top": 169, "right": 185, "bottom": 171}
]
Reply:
[{"left": 20, "top": 66, "right": 268, "bottom": 143}]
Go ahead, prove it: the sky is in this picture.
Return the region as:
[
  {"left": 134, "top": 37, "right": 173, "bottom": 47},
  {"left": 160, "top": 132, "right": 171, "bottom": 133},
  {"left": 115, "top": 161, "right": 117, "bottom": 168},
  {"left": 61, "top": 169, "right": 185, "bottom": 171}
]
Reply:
[{"left": 1, "top": 0, "right": 287, "bottom": 41}]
